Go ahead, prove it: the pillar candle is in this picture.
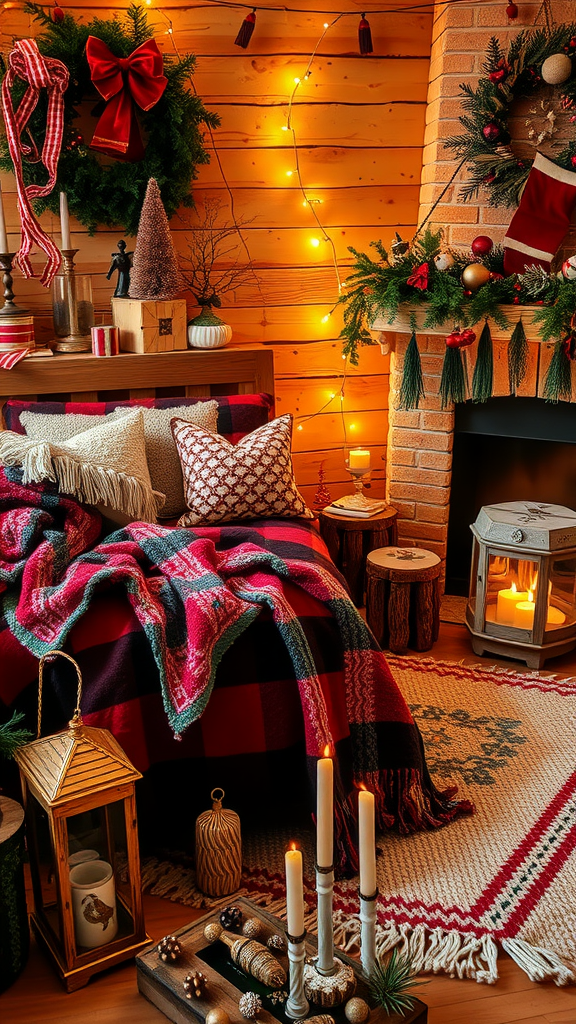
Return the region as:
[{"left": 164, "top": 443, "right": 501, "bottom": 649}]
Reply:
[
  {"left": 513, "top": 593, "right": 535, "bottom": 629},
  {"left": 285, "top": 846, "right": 305, "bottom": 938},
  {"left": 348, "top": 449, "right": 371, "bottom": 471},
  {"left": 60, "top": 192, "right": 71, "bottom": 250},
  {"left": 358, "top": 787, "right": 376, "bottom": 896},
  {"left": 496, "top": 584, "right": 528, "bottom": 625},
  {"left": 317, "top": 747, "right": 333, "bottom": 869},
  {"left": 0, "top": 181, "right": 8, "bottom": 254},
  {"left": 546, "top": 605, "right": 566, "bottom": 626}
]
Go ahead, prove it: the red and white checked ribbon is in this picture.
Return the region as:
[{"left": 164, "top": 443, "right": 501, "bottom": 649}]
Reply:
[
  {"left": 0, "top": 347, "right": 28, "bottom": 370},
  {"left": 1, "top": 39, "right": 69, "bottom": 286}
]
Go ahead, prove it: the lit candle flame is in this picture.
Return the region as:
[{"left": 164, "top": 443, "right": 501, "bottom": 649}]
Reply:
[
  {"left": 358, "top": 782, "right": 366, "bottom": 791},
  {"left": 528, "top": 590, "right": 533, "bottom": 603},
  {"left": 289, "top": 841, "right": 297, "bottom": 852},
  {"left": 323, "top": 744, "right": 331, "bottom": 758},
  {"left": 511, "top": 582, "right": 517, "bottom": 593}
]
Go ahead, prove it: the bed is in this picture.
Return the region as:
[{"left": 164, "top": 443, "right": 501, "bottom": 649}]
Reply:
[{"left": 0, "top": 346, "right": 471, "bottom": 867}]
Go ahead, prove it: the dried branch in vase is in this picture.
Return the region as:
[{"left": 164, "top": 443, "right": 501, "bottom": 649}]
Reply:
[{"left": 180, "top": 199, "right": 256, "bottom": 309}]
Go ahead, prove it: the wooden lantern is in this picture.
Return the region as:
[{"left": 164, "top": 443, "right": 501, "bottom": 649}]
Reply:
[
  {"left": 466, "top": 501, "right": 576, "bottom": 668},
  {"left": 14, "top": 651, "right": 150, "bottom": 991}
]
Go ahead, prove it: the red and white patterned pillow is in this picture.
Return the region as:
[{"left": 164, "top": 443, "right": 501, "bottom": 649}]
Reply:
[{"left": 171, "top": 413, "right": 313, "bottom": 526}]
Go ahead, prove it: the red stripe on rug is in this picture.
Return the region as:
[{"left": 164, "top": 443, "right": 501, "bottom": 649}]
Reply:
[
  {"left": 388, "top": 655, "right": 576, "bottom": 696},
  {"left": 502, "top": 825, "right": 576, "bottom": 937}
]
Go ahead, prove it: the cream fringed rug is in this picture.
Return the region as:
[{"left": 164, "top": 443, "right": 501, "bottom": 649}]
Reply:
[{"left": 142, "top": 656, "right": 576, "bottom": 988}]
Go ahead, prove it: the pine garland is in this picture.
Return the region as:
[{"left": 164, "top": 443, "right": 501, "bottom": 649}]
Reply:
[
  {"left": 440, "top": 346, "right": 468, "bottom": 408},
  {"left": 0, "top": 711, "right": 32, "bottom": 759},
  {"left": 508, "top": 319, "right": 528, "bottom": 395},
  {"left": 543, "top": 341, "right": 573, "bottom": 402},
  {"left": 0, "top": 3, "right": 220, "bottom": 234},
  {"left": 368, "top": 950, "right": 426, "bottom": 1017},
  {"left": 472, "top": 321, "right": 494, "bottom": 403},
  {"left": 398, "top": 330, "right": 425, "bottom": 410}
]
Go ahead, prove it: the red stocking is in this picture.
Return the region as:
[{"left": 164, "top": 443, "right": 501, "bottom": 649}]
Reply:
[{"left": 503, "top": 153, "right": 576, "bottom": 275}]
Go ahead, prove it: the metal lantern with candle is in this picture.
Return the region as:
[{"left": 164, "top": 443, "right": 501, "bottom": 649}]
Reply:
[
  {"left": 466, "top": 502, "right": 576, "bottom": 668},
  {"left": 14, "top": 651, "right": 149, "bottom": 991}
]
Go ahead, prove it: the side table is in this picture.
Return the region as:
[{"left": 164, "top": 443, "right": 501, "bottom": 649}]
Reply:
[
  {"left": 319, "top": 506, "right": 399, "bottom": 606},
  {"left": 365, "top": 546, "right": 441, "bottom": 653}
]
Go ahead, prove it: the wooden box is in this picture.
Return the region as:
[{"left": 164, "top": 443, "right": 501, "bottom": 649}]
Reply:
[
  {"left": 112, "top": 298, "right": 187, "bottom": 353},
  {"left": 136, "top": 896, "right": 427, "bottom": 1024}
]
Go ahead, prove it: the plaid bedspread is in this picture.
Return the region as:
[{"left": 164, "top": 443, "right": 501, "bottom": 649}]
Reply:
[{"left": 0, "top": 468, "right": 472, "bottom": 868}]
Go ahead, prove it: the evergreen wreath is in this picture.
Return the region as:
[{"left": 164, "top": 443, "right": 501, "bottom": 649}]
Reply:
[
  {"left": 446, "top": 24, "right": 576, "bottom": 208},
  {"left": 0, "top": 3, "right": 220, "bottom": 234}
]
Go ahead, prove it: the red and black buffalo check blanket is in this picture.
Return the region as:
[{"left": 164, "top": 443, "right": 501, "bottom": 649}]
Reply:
[{"left": 0, "top": 468, "right": 472, "bottom": 868}]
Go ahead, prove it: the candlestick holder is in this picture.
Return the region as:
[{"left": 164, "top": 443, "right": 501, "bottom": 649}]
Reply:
[
  {"left": 315, "top": 864, "right": 335, "bottom": 976},
  {"left": 0, "top": 252, "right": 29, "bottom": 317},
  {"left": 51, "top": 248, "right": 94, "bottom": 353},
  {"left": 359, "top": 889, "right": 378, "bottom": 977},
  {"left": 285, "top": 929, "right": 309, "bottom": 1020},
  {"left": 338, "top": 460, "right": 385, "bottom": 513}
]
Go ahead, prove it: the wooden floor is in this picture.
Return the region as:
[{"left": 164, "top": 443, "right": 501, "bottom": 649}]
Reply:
[{"left": 4, "top": 620, "right": 576, "bottom": 1024}]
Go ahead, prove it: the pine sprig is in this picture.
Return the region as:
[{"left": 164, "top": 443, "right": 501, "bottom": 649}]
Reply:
[
  {"left": 368, "top": 950, "right": 426, "bottom": 1016},
  {"left": 0, "top": 711, "right": 32, "bottom": 759}
]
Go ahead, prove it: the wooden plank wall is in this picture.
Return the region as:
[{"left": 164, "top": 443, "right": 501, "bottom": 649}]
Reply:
[{"left": 0, "top": 1, "right": 432, "bottom": 505}]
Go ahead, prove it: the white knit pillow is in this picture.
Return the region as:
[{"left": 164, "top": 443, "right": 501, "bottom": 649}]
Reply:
[
  {"left": 172, "top": 413, "right": 313, "bottom": 526},
  {"left": 0, "top": 409, "right": 163, "bottom": 523},
  {"left": 20, "top": 401, "right": 218, "bottom": 518}
]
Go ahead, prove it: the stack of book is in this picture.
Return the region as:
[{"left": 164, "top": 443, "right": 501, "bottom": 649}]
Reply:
[{"left": 323, "top": 496, "right": 388, "bottom": 519}]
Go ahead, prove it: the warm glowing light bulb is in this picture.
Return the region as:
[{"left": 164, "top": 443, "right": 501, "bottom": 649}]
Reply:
[
  {"left": 281, "top": 125, "right": 289, "bottom": 132},
  {"left": 324, "top": 21, "right": 329, "bottom": 28},
  {"left": 310, "top": 237, "right": 321, "bottom": 248},
  {"left": 286, "top": 170, "right": 293, "bottom": 177},
  {"left": 321, "top": 315, "right": 330, "bottom": 323},
  {"left": 297, "top": 424, "right": 303, "bottom": 431},
  {"left": 294, "top": 77, "right": 301, "bottom": 84},
  {"left": 304, "top": 74, "right": 310, "bottom": 81},
  {"left": 350, "top": 423, "right": 356, "bottom": 430},
  {"left": 145, "top": 0, "right": 152, "bottom": 5},
  {"left": 330, "top": 392, "right": 336, "bottom": 400}
]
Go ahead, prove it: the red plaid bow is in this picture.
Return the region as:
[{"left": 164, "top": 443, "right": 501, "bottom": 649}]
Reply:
[
  {"left": 1, "top": 39, "right": 69, "bottom": 285},
  {"left": 406, "top": 262, "right": 429, "bottom": 290},
  {"left": 85, "top": 37, "right": 167, "bottom": 161}
]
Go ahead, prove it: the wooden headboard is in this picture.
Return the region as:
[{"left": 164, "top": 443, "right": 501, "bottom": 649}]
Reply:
[{"left": 0, "top": 345, "right": 274, "bottom": 424}]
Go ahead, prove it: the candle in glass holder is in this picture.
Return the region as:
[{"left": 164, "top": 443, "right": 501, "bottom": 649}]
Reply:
[
  {"left": 285, "top": 844, "right": 304, "bottom": 937},
  {"left": 513, "top": 590, "right": 535, "bottom": 629},
  {"left": 60, "top": 192, "right": 71, "bottom": 250},
  {"left": 496, "top": 582, "right": 528, "bottom": 625},
  {"left": 349, "top": 449, "right": 370, "bottom": 471}
]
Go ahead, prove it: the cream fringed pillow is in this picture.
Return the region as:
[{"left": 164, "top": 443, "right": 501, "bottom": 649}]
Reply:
[
  {"left": 172, "top": 413, "right": 313, "bottom": 526},
  {"left": 0, "top": 409, "right": 163, "bottom": 523},
  {"left": 20, "top": 400, "right": 218, "bottom": 518}
]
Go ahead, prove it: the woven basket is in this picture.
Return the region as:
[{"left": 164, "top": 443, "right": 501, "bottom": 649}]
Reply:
[
  {"left": 195, "top": 788, "right": 241, "bottom": 897},
  {"left": 371, "top": 304, "right": 546, "bottom": 341}
]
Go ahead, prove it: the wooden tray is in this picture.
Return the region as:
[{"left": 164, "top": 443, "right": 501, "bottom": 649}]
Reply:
[{"left": 136, "top": 896, "right": 427, "bottom": 1024}]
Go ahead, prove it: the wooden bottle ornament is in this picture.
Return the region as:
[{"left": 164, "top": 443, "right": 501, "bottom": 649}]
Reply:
[
  {"left": 195, "top": 788, "right": 241, "bottom": 897},
  {"left": 203, "top": 922, "right": 287, "bottom": 988}
]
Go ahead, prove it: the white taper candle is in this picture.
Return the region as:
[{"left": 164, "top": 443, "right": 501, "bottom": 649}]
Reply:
[
  {"left": 0, "top": 181, "right": 9, "bottom": 254},
  {"left": 358, "top": 787, "right": 377, "bottom": 896},
  {"left": 60, "top": 191, "right": 71, "bottom": 250},
  {"left": 285, "top": 845, "right": 305, "bottom": 938},
  {"left": 317, "top": 747, "right": 333, "bottom": 868}
]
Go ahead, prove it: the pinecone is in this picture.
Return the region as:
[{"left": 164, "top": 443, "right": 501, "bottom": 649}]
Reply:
[
  {"left": 220, "top": 905, "right": 242, "bottom": 930},
  {"left": 157, "top": 934, "right": 182, "bottom": 963},
  {"left": 267, "top": 933, "right": 286, "bottom": 952},
  {"left": 242, "top": 917, "right": 263, "bottom": 940},
  {"left": 239, "top": 992, "right": 262, "bottom": 1019},
  {"left": 183, "top": 970, "right": 208, "bottom": 999}
]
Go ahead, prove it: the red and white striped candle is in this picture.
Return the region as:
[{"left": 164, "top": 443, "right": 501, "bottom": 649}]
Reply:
[
  {"left": 91, "top": 324, "right": 119, "bottom": 357},
  {"left": 0, "top": 315, "right": 35, "bottom": 352}
]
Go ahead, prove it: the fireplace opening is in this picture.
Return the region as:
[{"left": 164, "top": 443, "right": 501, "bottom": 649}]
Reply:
[{"left": 445, "top": 397, "right": 576, "bottom": 595}]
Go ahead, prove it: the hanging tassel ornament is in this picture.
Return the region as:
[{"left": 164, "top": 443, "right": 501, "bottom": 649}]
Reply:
[
  {"left": 358, "top": 14, "right": 373, "bottom": 56},
  {"left": 439, "top": 338, "right": 468, "bottom": 408},
  {"left": 235, "top": 9, "right": 256, "bottom": 49},
  {"left": 508, "top": 319, "right": 528, "bottom": 395},
  {"left": 472, "top": 320, "right": 494, "bottom": 403},
  {"left": 543, "top": 338, "right": 573, "bottom": 402},
  {"left": 398, "top": 330, "right": 425, "bottom": 409}
]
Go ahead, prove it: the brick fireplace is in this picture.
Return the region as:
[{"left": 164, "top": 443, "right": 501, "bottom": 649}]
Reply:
[{"left": 383, "top": 0, "right": 576, "bottom": 581}]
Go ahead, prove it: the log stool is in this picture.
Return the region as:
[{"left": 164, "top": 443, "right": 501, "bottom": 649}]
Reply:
[
  {"left": 365, "top": 546, "right": 441, "bottom": 653},
  {"left": 319, "top": 507, "right": 399, "bottom": 606}
]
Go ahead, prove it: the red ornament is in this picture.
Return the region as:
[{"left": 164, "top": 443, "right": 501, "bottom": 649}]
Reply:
[
  {"left": 563, "top": 332, "right": 576, "bottom": 360},
  {"left": 571, "top": 154, "right": 576, "bottom": 168},
  {"left": 471, "top": 235, "right": 494, "bottom": 256},
  {"left": 513, "top": 296, "right": 520, "bottom": 304},
  {"left": 506, "top": 2, "right": 518, "bottom": 18},
  {"left": 463, "top": 289, "right": 472, "bottom": 297},
  {"left": 482, "top": 122, "right": 501, "bottom": 143},
  {"left": 489, "top": 271, "right": 504, "bottom": 281},
  {"left": 406, "top": 262, "right": 429, "bottom": 290},
  {"left": 51, "top": 3, "right": 64, "bottom": 22},
  {"left": 446, "top": 328, "right": 476, "bottom": 349}
]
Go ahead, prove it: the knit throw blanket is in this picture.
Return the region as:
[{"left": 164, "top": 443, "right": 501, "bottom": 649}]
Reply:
[{"left": 0, "top": 469, "right": 472, "bottom": 866}]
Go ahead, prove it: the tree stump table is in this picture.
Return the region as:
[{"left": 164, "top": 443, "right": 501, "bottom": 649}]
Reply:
[
  {"left": 365, "top": 546, "right": 441, "bottom": 653},
  {"left": 319, "top": 507, "right": 398, "bottom": 606}
]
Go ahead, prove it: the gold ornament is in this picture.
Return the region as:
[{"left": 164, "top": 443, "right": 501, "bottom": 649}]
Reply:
[
  {"left": 462, "top": 263, "right": 490, "bottom": 292},
  {"left": 345, "top": 998, "right": 370, "bottom": 1023},
  {"left": 242, "top": 917, "right": 263, "bottom": 940},
  {"left": 541, "top": 53, "right": 572, "bottom": 85},
  {"left": 206, "top": 1010, "right": 231, "bottom": 1024},
  {"left": 300, "top": 1017, "right": 335, "bottom": 1024},
  {"left": 203, "top": 922, "right": 287, "bottom": 988}
]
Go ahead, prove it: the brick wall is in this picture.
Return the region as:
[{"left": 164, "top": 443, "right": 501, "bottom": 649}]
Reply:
[{"left": 385, "top": 0, "right": 539, "bottom": 570}]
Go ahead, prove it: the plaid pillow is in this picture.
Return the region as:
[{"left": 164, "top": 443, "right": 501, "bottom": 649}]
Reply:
[{"left": 4, "top": 393, "right": 273, "bottom": 444}]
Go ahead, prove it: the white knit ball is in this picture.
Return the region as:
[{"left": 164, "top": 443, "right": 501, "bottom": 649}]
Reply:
[
  {"left": 562, "top": 254, "right": 576, "bottom": 280},
  {"left": 434, "top": 252, "right": 455, "bottom": 272},
  {"left": 541, "top": 53, "right": 572, "bottom": 85}
]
